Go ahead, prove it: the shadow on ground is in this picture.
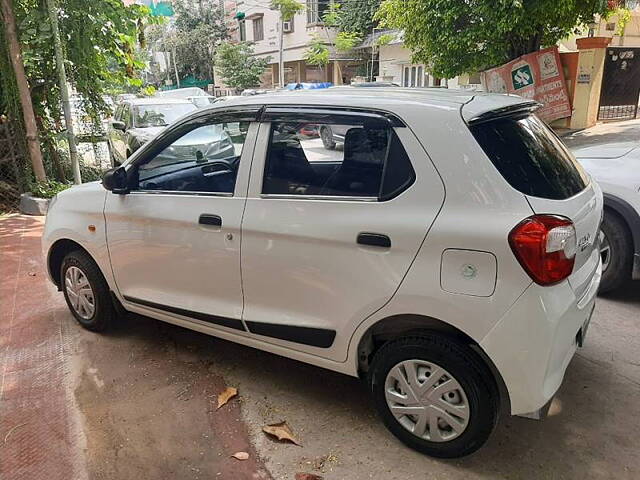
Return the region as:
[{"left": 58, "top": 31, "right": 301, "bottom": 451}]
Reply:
[{"left": 81, "top": 279, "right": 640, "bottom": 480}]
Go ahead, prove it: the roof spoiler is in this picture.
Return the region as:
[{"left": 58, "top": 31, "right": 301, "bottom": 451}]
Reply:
[{"left": 466, "top": 101, "right": 541, "bottom": 125}]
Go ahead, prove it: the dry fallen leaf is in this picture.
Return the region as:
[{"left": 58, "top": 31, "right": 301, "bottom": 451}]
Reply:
[
  {"left": 295, "top": 474, "right": 323, "bottom": 480},
  {"left": 216, "top": 386, "right": 238, "bottom": 409},
  {"left": 262, "top": 421, "right": 301, "bottom": 446},
  {"left": 231, "top": 451, "right": 249, "bottom": 461}
]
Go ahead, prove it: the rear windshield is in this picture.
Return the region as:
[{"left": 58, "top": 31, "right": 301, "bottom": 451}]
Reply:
[{"left": 470, "top": 114, "right": 589, "bottom": 200}]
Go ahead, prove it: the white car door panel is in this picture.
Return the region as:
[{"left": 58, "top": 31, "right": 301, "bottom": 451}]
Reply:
[
  {"left": 240, "top": 112, "right": 445, "bottom": 361},
  {"left": 105, "top": 119, "right": 259, "bottom": 330}
]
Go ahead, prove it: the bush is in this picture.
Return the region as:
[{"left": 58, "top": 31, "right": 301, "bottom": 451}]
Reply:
[{"left": 29, "top": 180, "right": 71, "bottom": 199}]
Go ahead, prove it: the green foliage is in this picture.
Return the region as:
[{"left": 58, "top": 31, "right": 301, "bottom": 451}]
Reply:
[
  {"left": 375, "top": 33, "right": 394, "bottom": 46},
  {"left": 606, "top": 7, "right": 632, "bottom": 35},
  {"left": 147, "top": 0, "right": 227, "bottom": 84},
  {"left": 29, "top": 179, "right": 70, "bottom": 199},
  {"left": 327, "top": 0, "right": 382, "bottom": 36},
  {"left": 376, "top": 0, "right": 613, "bottom": 78},
  {"left": 215, "top": 43, "right": 270, "bottom": 89},
  {"left": 304, "top": 36, "right": 330, "bottom": 67},
  {"left": 335, "top": 31, "right": 361, "bottom": 52},
  {"left": 270, "top": 0, "right": 304, "bottom": 22}
]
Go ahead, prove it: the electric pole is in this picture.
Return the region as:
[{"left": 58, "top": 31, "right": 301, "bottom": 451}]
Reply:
[{"left": 46, "top": 0, "right": 81, "bottom": 184}]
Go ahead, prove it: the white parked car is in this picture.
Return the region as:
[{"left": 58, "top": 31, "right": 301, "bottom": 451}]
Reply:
[
  {"left": 43, "top": 90, "right": 602, "bottom": 458},
  {"left": 571, "top": 142, "right": 640, "bottom": 292}
]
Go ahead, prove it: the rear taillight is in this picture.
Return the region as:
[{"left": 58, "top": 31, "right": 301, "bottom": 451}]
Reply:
[{"left": 509, "top": 215, "right": 576, "bottom": 285}]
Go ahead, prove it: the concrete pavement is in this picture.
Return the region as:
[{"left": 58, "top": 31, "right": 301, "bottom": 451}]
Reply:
[{"left": 1, "top": 214, "right": 639, "bottom": 479}]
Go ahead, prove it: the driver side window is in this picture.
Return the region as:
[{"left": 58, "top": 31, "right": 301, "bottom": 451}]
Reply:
[{"left": 136, "top": 121, "right": 249, "bottom": 194}]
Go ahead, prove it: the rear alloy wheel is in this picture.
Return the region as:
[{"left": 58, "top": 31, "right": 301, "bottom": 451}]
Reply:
[
  {"left": 320, "top": 126, "right": 336, "bottom": 150},
  {"left": 369, "top": 334, "right": 498, "bottom": 458},
  {"left": 598, "top": 211, "right": 632, "bottom": 293}
]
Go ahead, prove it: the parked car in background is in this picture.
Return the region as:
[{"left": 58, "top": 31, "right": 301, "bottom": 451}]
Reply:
[
  {"left": 44, "top": 89, "right": 602, "bottom": 458},
  {"left": 107, "top": 98, "right": 197, "bottom": 166},
  {"left": 188, "top": 95, "right": 217, "bottom": 108},
  {"left": 115, "top": 93, "right": 137, "bottom": 104},
  {"left": 156, "top": 87, "right": 209, "bottom": 99},
  {"left": 572, "top": 142, "right": 640, "bottom": 292}
]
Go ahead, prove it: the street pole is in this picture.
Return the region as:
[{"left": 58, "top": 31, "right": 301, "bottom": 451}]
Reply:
[
  {"left": 173, "top": 46, "right": 181, "bottom": 88},
  {"left": 278, "top": 18, "right": 285, "bottom": 88},
  {"left": 0, "top": 0, "right": 47, "bottom": 182},
  {"left": 46, "top": 0, "right": 81, "bottom": 184}
]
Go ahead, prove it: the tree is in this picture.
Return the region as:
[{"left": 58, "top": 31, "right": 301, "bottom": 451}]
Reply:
[
  {"left": 0, "top": 0, "right": 46, "bottom": 181},
  {"left": 1, "top": 0, "right": 151, "bottom": 183},
  {"left": 326, "top": 0, "right": 382, "bottom": 37},
  {"left": 215, "top": 43, "right": 270, "bottom": 89},
  {"left": 155, "top": 0, "right": 228, "bottom": 83},
  {"left": 375, "top": 0, "right": 614, "bottom": 78},
  {"left": 270, "top": 0, "right": 304, "bottom": 87}
]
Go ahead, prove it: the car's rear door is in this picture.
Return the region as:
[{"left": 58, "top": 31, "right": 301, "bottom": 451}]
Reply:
[
  {"left": 239, "top": 107, "right": 445, "bottom": 361},
  {"left": 105, "top": 109, "right": 260, "bottom": 331}
]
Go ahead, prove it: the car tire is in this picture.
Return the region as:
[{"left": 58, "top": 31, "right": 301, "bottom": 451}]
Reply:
[
  {"left": 599, "top": 211, "right": 633, "bottom": 293},
  {"left": 61, "top": 250, "right": 115, "bottom": 332},
  {"left": 368, "top": 334, "right": 499, "bottom": 458},
  {"left": 320, "top": 126, "right": 336, "bottom": 150}
]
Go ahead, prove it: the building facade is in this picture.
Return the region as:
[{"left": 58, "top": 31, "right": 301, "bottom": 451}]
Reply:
[{"left": 224, "top": 0, "right": 363, "bottom": 87}]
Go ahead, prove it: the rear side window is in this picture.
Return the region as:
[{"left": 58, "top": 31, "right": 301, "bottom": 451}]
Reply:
[
  {"left": 262, "top": 120, "right": 415, "bottom": 200},
  {"left": 470, "top": 114, "right": 589, "bottom": 200}
]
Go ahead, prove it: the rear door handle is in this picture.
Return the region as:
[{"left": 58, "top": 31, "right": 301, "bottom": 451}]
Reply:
[
  {"left": 199, "top": 214, "right": 222, "bottom": 227},
  {"left": 357, "top": 232, "right": 391, "bottom": 248}
]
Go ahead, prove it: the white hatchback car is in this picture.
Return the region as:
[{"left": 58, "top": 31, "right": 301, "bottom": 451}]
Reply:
[{"left": 43, "top": 89, "right": 602, "bottom": 458}]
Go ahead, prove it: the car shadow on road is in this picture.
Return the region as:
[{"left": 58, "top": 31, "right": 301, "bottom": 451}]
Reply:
[{"left": 91, "top": 306, "right": 639, "bottom": 480}]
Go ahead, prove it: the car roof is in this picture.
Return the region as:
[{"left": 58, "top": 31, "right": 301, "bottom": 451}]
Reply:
[
  {"left": 193, "top": 87, "right": 530, "bottom": 122},
  {"left": 125, "top": 97, "right": 194, "bottom": 106}
]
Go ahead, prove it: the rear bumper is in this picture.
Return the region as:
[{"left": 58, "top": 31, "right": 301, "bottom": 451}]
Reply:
[{"left": 480, "top": 259, "right": 601, "bottom": 416}]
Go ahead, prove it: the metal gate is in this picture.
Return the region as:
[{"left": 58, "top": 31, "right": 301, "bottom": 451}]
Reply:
[{"left": 598, "top": 46, "right": 640, "bottom": 120}]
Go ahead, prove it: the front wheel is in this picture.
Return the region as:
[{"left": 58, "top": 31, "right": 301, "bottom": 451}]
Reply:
[
  {"left": 61, "top": 250, "right": 115, "bottom": 331},
  {"left": 369, "top": 334, "right": 499, "bottom": 458}
]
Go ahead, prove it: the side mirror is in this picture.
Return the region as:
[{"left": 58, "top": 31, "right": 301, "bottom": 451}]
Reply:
[
  {"left": 102, "top": 167, "right": 129, "bottom": 194},
  {"left": 111, "top": 120, "right": 126, "bottom": 131}
]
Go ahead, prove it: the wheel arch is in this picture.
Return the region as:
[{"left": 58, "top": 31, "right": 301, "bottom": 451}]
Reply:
[
  {"left": 47, "top": 238, "right": 93, "bottom": 290},
  {"left": 603, "top": 193, "right": 640, "bottom": 279},
  {"left": 354, "top": 313, "right": 511, "bottom": 414}
]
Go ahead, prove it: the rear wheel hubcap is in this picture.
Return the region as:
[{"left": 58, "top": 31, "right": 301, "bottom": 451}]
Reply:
[
  {"left": 65, "top": 266, "right": 95, "bottom": 320},
  {"left": 385, "top": 359, "right": 470, "bottom": 442}
]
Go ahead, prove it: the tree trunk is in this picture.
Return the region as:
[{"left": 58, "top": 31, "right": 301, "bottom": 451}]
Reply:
[
  {"left": 1, "top": 0, "right": 47, "bottom": 182},
  {"left": 46, "top": 0, "right": 81, "bottom": 184}
]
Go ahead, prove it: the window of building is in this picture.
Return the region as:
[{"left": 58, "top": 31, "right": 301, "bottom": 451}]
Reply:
[
  {"left": 262, "top": 120, "right": 415, "bottom": 200},
  {"left": 306, "top": 0, "right": 328, "bottom": 24},
  {"left": 253, "top": 16, "right": 264, "bottom": 41},
  {"left": 239, "top": 20, "right": 246, "bottom": 41},
  {"left": 606, "top": 22, "right": 616, "bottom": 31},
  {"left": 135, "top": 121, "right": 250, "bottom": 194}
]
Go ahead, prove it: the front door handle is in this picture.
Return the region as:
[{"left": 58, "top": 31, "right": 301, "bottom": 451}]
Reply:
[
  {"left": 357, "top": 232, "right": 391, "bottom": 248},
  {"left": 199, "top": 214, "right": 222, "bottom": 227}
]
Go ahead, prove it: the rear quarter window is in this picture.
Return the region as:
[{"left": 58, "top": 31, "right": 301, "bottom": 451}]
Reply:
[{"left": 470, "top": 114, "right": 589, "bottom": 200}]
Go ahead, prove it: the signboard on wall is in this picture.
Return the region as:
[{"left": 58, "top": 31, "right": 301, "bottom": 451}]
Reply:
[{"left": 483, "top": 46, "right": 572, "bottom": 123}]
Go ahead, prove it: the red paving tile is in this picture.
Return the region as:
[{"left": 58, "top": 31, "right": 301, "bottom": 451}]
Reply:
[{"left": 0, "top": 215, "right": 84, "bottom": 480}]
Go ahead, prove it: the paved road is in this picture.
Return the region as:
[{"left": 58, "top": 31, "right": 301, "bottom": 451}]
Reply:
[{"left": 1, "top": 214, "right": 639, "bottom": 479}]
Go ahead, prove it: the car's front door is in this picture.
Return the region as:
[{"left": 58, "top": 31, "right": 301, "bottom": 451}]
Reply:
[
  {"left": 104, "top": 110, "right": 259, "bottom": 331},
  {"left": 240, "top": 108, "right": 445, "bottom": 361}
]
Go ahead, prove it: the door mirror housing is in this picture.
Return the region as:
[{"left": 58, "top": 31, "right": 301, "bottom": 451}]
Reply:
[
  {"left": 102, "top": 167, "right": 129, "bottom": 194},
  {"left": 112, "top": 120, "right": 126, "bottom": 131}
]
